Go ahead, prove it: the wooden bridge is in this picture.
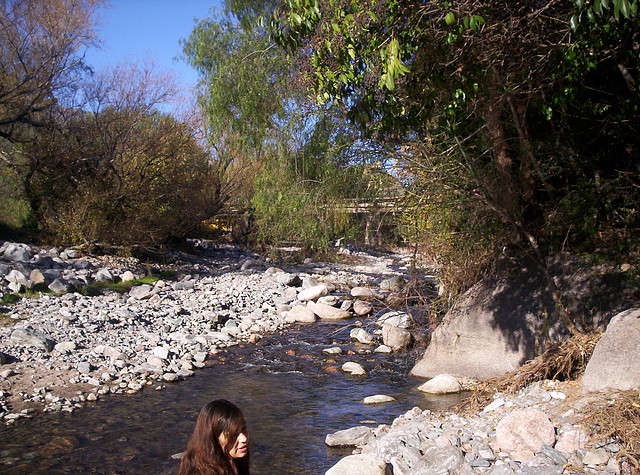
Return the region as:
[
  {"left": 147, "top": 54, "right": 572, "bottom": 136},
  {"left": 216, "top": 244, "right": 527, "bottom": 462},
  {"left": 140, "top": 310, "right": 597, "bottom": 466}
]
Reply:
[{"left": 206, "top": 194, "right": 406, "bottom": 245}]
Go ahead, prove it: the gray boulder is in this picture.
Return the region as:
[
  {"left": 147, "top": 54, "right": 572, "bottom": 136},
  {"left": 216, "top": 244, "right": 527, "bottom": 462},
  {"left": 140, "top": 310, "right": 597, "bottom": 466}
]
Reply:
[
  {"left": 2, "top": 243, "right": 32, "bottom": 262},
  {"left": 411, "top": 261, "right": 558, "bottom": 380},
  {"left": 48, "top": 278, "right": 71, "bottom": 293},
  {"left": 380, "top": 275, "right": 405, "bottom": 292},
  {"left": 382, "top": 323, "right": 413, "bottom": 351},
  {"left": 420, "top": 446, "right": 468, "bottom": 475},
  {"left": 0, "top": 262, "right": 10, "bottom": 277},
  {"left": 581, "top": 308, "right": 640, "bottom": 391},
  {"left": 411, "top": 255, "right": 638, "bottom": 380},
  {"left": 325, "top": 426, "right": 373, "bottom": 447},
  {"left": 6, "top": 269, "right": 31, "bottom": 292},
  {"left": 10, "top": 327, "right": 55, "bottom": 352},
  {"left": 129, "top": 284, "right": 154, "bottom": 300},
  {"left": 43, "top": 269, "right": 63, "bottom": 281},
  {"left": 94, "top": 268, "right": 113, "bottom": 282}
]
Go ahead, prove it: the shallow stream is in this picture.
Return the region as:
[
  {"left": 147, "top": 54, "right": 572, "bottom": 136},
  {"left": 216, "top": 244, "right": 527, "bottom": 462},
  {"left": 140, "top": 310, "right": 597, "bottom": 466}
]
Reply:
[{"left": 0, "top": 318, "right": 468, "bottom": 474}]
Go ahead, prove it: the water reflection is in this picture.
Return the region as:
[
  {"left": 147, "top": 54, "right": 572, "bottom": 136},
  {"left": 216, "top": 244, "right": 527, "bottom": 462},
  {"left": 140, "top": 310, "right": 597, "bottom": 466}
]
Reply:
[{"left": 0, "top": 321, "right": 468, "bottom": 474}]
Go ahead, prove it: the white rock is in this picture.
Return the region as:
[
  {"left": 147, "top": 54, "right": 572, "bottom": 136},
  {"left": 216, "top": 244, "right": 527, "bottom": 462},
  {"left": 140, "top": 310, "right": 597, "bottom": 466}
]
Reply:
[
  {"left": 153, "top": 347, "right": 170, "bottom": 360},
  {"left": 285, "top": 305, "right": 317, "bottom": 323},
  {"left": 353, "top": 301, "right": 373, "bottom": 316},
  {"left": 350, "top": 287, "right": 383, "bottom": 299},
  {"left": 323, "top": 347, "right": 342, "bottom": 355},
  {"left": 307, "top": 301, "right": 352, "bottom": 320},
  {"left": 120, "top": 271, "right": 136, "bottom": 282},
  {"left": 298, "top": 284, "right": 329, "bottom": 302},
  {"left": 376, "top": 311, "right": 412, "bottom": 328},
  {"left": 325, "top": 454, "right": 388, "bottom": 475},
  {"left": 350, "top": 328, "right": 373, "bottom": 345},
  {"left": 147, "top": 355, "right": 165, "bottom": 367},
  {"left": 54, "top": 341, "right": 77, "bottom": 352},
  {"left": 318, "top": 295, "right": 339, "bottom": 306},
  {"left": 325, "top": 426, "right": 373, "bottom": 447},
  {"left": 373, "top": 345, "right": 392, "bottom": 354},
  {"left": 417, "top": 374, "right": 461, "bottom": 394},
  {"left": 483, "top": 398, "right": 505, "bottom": 412},
  {"left": 342, "top": 362, "right": 366, "bottom": 376},
  {"left": 363, "top": 395, "right": 395, "bottom": 404},
  {"left": 382, "top": 323, "right": 413, "bottom": 351}
]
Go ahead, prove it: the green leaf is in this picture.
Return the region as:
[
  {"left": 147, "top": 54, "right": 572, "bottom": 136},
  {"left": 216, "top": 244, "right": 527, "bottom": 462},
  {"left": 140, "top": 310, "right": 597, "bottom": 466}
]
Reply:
[
  {"left": 620, "top": 0, "right": 631, "bottom": 18},
  {"left": 385, "top": 72, "right": 395, "bottom": 90},
  {"left": 594, "top": 0, "right": 603, "bottom": 14},
  {"left": 445, "top": 12, "right": 456, "bottom": 25},
  {"left": 569, "top": 14, "right": 579, "bottom": 30}
]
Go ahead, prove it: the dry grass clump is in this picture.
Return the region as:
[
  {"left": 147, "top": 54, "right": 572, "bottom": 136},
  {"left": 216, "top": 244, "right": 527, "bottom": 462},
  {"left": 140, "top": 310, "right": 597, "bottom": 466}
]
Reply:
[
  {"left": 582, "top": 390, "right": 640, "bottom": 472},
  {"left": 456, "top": 332, "right": 601, "bottom": 413}
]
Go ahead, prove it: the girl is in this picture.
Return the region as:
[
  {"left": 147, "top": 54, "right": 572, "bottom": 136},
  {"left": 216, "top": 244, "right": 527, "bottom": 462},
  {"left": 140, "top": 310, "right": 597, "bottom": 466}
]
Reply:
[{"left": 177, "top": 399, "right": 250, "bottom": 475}]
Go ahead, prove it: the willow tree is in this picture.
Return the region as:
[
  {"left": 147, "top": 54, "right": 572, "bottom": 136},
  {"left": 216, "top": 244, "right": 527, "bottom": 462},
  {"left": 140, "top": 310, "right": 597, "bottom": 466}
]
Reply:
[{"left": 184, "top": 1, "right": 398, "bottom": 251}]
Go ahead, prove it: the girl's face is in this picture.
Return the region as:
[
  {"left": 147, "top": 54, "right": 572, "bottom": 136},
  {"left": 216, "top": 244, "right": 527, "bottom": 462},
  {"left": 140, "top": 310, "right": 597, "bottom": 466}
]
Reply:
[{"left": 219, "top": 429, "right": 248, "bottom": 459}]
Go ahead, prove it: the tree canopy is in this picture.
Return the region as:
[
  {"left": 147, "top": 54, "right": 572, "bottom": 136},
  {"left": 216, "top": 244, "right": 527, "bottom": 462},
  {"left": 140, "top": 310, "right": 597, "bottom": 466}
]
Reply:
[{"left": 269, "top": 0, "right": 639, "bottom": 290}]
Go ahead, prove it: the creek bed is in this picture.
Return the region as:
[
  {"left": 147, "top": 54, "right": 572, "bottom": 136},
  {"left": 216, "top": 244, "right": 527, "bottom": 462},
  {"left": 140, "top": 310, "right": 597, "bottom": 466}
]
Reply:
[{"left": 0, "top": 318, "right": 468, "bottom": 474}]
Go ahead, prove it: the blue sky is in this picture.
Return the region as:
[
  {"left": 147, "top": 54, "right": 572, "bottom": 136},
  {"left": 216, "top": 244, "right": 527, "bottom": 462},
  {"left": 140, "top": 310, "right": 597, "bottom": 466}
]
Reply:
[{"left": 85, "top": 0, "right": 224, "bottom": 91}]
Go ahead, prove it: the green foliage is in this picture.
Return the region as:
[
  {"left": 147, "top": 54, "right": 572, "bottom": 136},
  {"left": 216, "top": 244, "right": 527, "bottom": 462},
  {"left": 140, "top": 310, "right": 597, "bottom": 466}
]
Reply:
[
  {"left": 183, "top": 3, "right": 293, "bottom": 155},
  {"left": 273, "top": 0, "right": 640, "bottom": 293},
  {"left": 0, "top": 161, "right": 34, "bottom": 235},
  {"left": 0, "top": 293, "right": 21, "bottom": 305},
  {"left": 25, "top": 104, "right": 220, "bottom": 247},
  {"left": 185, "top": 1, "right": 399, "bottom": 250},
  {"left": 80, "top": 275, "right": 161, "bottom": 296},
  {"left": 251, "top": 166, "right": 335, "bottom": 252}
]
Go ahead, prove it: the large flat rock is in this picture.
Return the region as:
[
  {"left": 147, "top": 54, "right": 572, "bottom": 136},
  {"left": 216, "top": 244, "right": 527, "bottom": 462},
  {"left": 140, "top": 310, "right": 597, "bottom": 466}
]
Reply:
[{"left": 411, "top": 258, "right": 563, "bottom": 380}]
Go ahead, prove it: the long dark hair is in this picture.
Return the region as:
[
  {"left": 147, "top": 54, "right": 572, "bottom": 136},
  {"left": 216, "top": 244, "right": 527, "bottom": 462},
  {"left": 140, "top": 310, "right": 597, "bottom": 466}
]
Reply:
[{"left": 177, "top": 399, "right": 250, "bottom": 475}]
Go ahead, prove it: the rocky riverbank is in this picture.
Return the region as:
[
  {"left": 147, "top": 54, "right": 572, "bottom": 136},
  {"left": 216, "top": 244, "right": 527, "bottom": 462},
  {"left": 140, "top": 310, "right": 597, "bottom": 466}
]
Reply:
[
  {"left": 1, "top": 240, "right": 635, "bottom": 474},
  {"left": 0, "top": 240, "right": 417, "bottom": 424},
  {"left": 324, "top": 377, "right": 633, "bottom": 474}
]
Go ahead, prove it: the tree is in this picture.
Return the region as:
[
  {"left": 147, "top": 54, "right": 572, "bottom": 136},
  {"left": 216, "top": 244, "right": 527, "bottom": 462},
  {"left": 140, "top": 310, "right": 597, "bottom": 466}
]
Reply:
[
  {"left": 184, "top": 1, "right": 397, "bottom": 251},
  {"left": 272, "top": 0, "right": 640, "bottom": 261},
  {"left": 271, "top": 0, "right": 640, "bottom": 329},
  {"left": 24, "top": 64, "right": 222, "bottom": 246},
  {"left": 0, "top": 0, "right": 103, "bottom": 146}
]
